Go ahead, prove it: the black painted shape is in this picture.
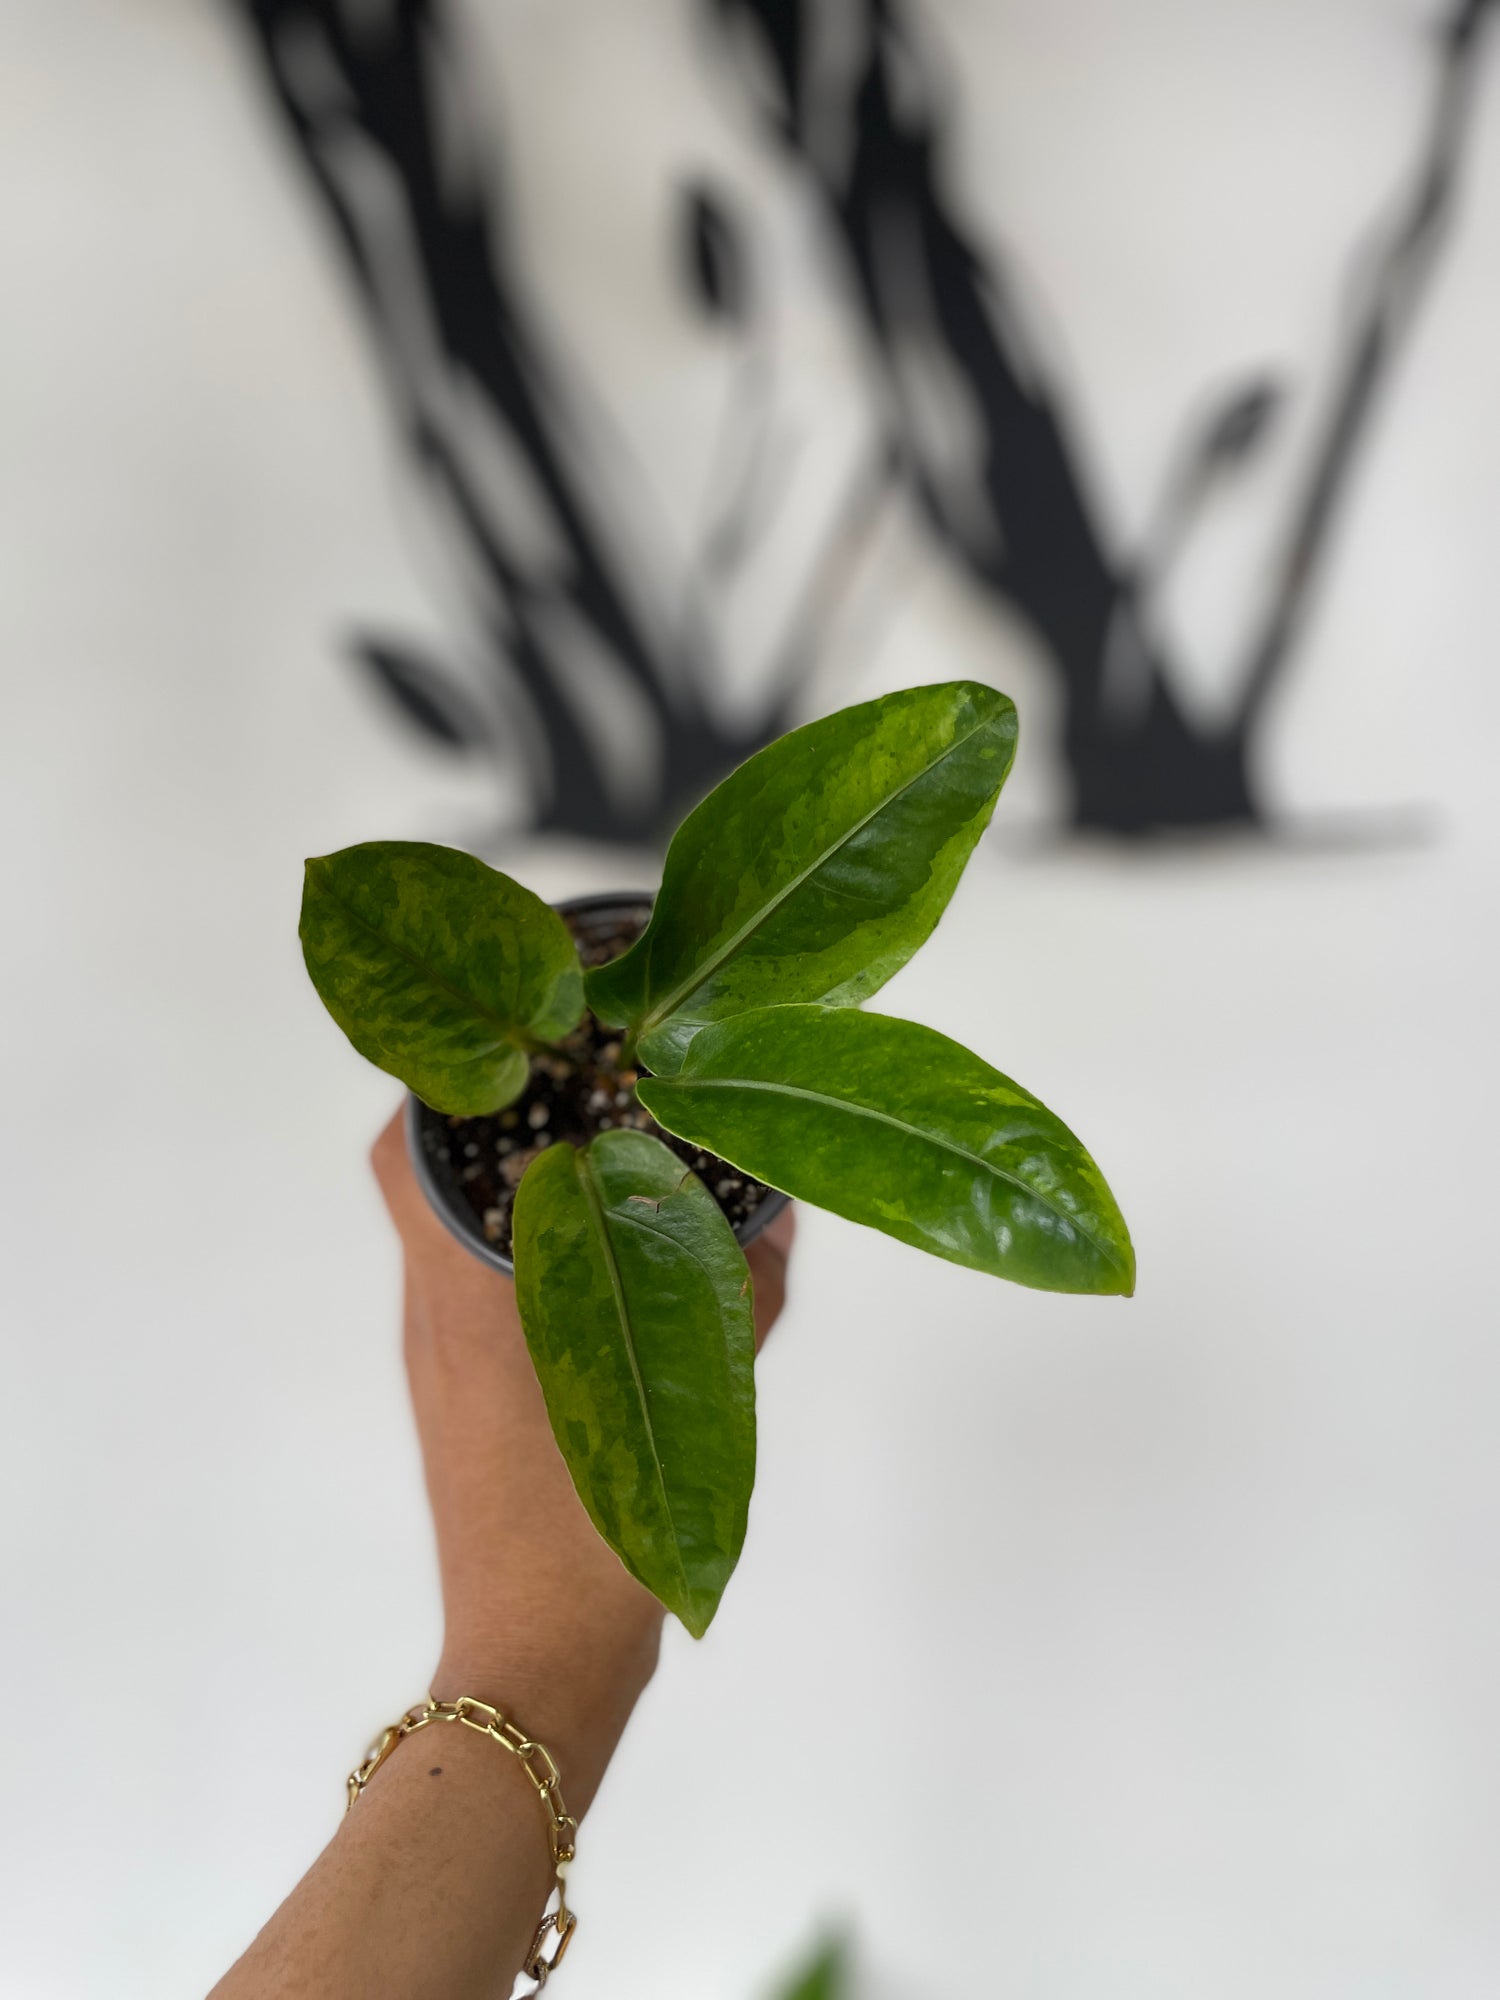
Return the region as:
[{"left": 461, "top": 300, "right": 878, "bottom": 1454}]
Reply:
[
  {"left": 235, "top": 0, "right": 806, "bottom": 845},
  {"left": 236, "top": 0, "right": 1493, "bottom": 843},
  {"left": 707, "top": 0, "right": 1493, "bottom": 834},
  {"left": 682, "top": 179, "right": 753, "bottom": 325},
  {"left": 352, "top": 635, "right": 490, "bottom": 753}
]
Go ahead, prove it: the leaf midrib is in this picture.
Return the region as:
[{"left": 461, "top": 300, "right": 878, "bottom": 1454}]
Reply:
[
  {"left": 650, "top": 1074, "right": 1130, "bottom": 1279},
  {"left": 575, "top": 1152, "right": 693, "bottom": 1606},
  {"left": 636, "top": 702, "right": 1003, "bottom": 1041}
]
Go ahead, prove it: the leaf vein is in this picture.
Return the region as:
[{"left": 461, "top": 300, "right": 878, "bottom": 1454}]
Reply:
[
  {"left": 637, "top": 704, "right": 1002, "bottom": 1039},
  {"left": 614, "top": 1203, "right": 748, "bottom": 1304},
  {"left": 575, "top": 1152, "right": 692, "bottom": 1603},
  {"left": 654, "top": 1075, "right": 1129, "bottom": 1277}
]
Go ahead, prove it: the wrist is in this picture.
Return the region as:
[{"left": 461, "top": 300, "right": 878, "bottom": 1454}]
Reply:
[{"left": 435, "top": 1597, "right": 665, "bottom": 1815}]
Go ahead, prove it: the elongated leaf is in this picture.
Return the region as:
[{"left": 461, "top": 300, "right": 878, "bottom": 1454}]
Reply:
[
  {"left": 640, "top": 1007, "right": 1135, "bottom": 1296},
  {"left": 585, "top": 681, "right": 1017, "bottom": 1073},
  {"left": 512, "top": 1131, "right": 756, "bottom": 1635},
  {"left": 300, "top": 841, "right": 583, "bottom": 1115}
]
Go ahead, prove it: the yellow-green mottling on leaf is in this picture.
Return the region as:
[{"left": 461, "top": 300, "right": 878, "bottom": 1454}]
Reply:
[
  {"left": 300, "top": 841, "right": 583, "bottom": 1115},
  {"left": 296, "top": 682, "right": 1138, "bottom": 1638},
  {"left": 641, "top": 1006, "right": 1135, "bottom": 1297},
  {"left": 512, "top": 1130, "right": 756, "bottom": 1637},
  {"left": 584, "top": 681, "right": 1017, "bottom": 1073}
]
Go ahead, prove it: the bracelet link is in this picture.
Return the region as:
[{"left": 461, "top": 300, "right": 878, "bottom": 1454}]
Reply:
[{"left": 524, "top": 1901, "right": 578, "bottom": 1987}]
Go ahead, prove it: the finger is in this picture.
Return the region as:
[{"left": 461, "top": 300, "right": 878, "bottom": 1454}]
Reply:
[
  {"left": 370, "top": 1100, "right": 479, "bottom": 1272},
  {"left": 370, "top": 1103, "right": 409, "bottom": 1205},
  {"left": 746, "top": 1204, "right": 795, "bottom": 1351},
  {"left": 759, "top": 1203, "right": 795, "bottom": 1258},
  {"left": 370, "top": 1101, "right": 432, "bottom": 1239}
]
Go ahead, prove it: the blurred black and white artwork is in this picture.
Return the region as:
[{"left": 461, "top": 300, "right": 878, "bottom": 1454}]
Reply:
[{"left": 237, "top": 0, "right": 1495, "bottom": 842}]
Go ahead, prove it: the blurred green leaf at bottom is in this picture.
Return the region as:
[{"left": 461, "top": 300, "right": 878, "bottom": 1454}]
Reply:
[{"left": 774, "top": 1932, "right": 850, "bottom": 2000}]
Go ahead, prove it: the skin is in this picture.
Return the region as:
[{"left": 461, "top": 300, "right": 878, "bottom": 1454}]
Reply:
[{"left": 211, "top": 1107, "right": 793, "bottom": 2000}]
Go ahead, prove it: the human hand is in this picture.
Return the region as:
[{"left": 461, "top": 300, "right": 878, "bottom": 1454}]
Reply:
[{"left": 370, "top": 1106, "right": 794, "bottom": 1811}]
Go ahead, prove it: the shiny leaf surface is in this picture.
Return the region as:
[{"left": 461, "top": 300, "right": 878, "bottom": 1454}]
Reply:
[
  {"left": 585, "top": 681, "right": 1017, "bottom": 1072},
  {"left": 512, "top": 1131, "right": 756, "bottom": 1635},
  {"left": 300, "top": 841, "right": 582, "bottom": 1115},
  {"left": 640, "top": 1007, "right": 1135, "bottom": 1296}
]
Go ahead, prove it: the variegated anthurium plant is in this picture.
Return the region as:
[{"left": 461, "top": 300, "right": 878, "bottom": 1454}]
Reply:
[{"left": 300, "top": 683, "right": 1134, "bottom": 1635}]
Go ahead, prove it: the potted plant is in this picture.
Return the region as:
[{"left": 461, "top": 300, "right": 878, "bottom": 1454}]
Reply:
[{"left": 300, "top": 682, "right": 1134, "bottom": 1636}]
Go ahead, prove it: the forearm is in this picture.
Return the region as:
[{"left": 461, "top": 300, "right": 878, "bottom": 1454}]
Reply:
[
  {"left": 210, "top": 1714, "right": 553, "bottom": 2000},
  {"left": 210, "top": 1118, "right": 785, "bottom": 1997},
  {"left": 212, "top": 1242, "right": 666, "bottom": 1999},
  {"left": 210, "top": 1622, "right": 662, "bottom": 2000}
]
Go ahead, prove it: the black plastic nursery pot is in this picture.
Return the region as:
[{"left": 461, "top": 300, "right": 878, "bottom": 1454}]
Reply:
[{"left": 406, "top": 890, "right": 790, "bottom": 1278}]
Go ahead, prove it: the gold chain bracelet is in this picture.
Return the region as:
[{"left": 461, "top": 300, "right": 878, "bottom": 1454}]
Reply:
[{"left": 346, "top": 1694, "right": 578, "bottom": 1990}]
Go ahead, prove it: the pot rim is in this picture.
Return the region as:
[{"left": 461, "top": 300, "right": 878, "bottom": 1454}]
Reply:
[{"left": 404, "top": 889, "right": 790, "bottom": 1278}]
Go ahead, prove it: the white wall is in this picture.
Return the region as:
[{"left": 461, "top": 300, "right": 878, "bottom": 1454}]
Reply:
[{"left": 2, "top": 3, "right": 1498, "bottom": 1995}]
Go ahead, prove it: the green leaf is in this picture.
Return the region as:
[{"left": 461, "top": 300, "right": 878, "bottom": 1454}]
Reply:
[
  {"left": 773, "top": 1934, "right": 851, "bottom": 2000},
  {"left": 299, "top": 841, "right": 583, "bottom": 1115},
  {"left": 640, "top": 1007, "right": 1135, "bottom": 1296},
  {"left": 585, "top": 681, "right": 1017, "bottom": 1073},
  {"left": 512, "top": 1130, "right": 757, "bottom": 1635}
]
